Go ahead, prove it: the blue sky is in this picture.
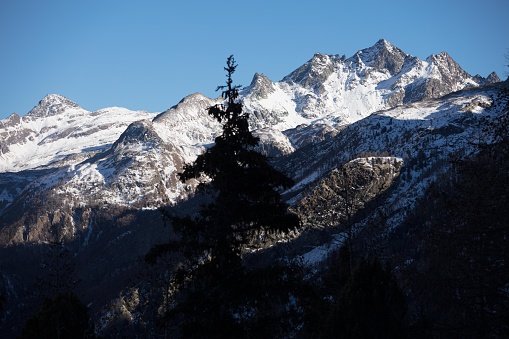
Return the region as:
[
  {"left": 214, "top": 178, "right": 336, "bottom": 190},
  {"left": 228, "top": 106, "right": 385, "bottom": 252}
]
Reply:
[{"left": 1, "top": 0, "right": 508, "bottom": 120}]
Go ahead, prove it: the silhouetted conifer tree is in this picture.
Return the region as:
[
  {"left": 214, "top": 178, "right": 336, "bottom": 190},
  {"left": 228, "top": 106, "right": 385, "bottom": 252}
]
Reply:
[{"left": 146, "top": 55, "right": 300, "bottom": 337}]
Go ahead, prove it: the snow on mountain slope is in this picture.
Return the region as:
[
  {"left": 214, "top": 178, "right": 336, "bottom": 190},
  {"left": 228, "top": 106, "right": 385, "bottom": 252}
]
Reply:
[
  {"left": 0, "top": 94, "right": 156, "bottom": 172},
  {"left": 280, "top": 86, "right": 500, "bottom": 194},
  {"left": 0, "top": 93, "right": 225, "bottom": 220},
  {"left": 0, "top": 119, "right": 191, "bottom": 243},
  {"left": 50, "top": 119, "right": 187, "bottom": 208},
  {"left": 242, "top": 39, "right": 500, "bottom": 136},
  {"left": 152, "top": 93, "right": 222, "bottom": 162}
]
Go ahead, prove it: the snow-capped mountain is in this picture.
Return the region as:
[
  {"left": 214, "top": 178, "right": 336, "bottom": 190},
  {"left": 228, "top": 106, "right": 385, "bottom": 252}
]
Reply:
[
  {"left": 152, "top": 93, "right": 222, "bottom": 162},
  {"left": 241, "top": 39, "right": 499, "bottom": 132},
  {"left": 0, "top": 38, "right": 506, "bottom": 337},
  {"left": 0, "top": 39, "right": 499, "bottom": 174},
  {"left": 0, "top": 94, "right": 156, "bottom": 172},
  {"left": 0, "top": 39, "right": 502, "bottom": 242}
]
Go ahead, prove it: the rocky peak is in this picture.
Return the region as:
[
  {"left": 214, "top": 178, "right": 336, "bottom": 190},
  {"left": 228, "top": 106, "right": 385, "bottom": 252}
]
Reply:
[
  {"left": 244, "top": 73, "right": 275, "bottom": 100},
  {"left": 473, "top": 72, "right": 501, "bottom": 85},
  {"left": 355, "top": 38, "right": 408, "bottom": 75},
  {"left": 485, "top": 72, "right": 501, "bottom": 83},
  {"left": 0, "top": 113, "right": 21, "bottom": 128},
  {"left": 426, "top": 52, "right": 470, "bottom": 82},
  {"left": 283, "top": 53, "right": 337, "bottom": 91},
  {"left": 26, "top": 94, "right": 81, "bottom": 119}
]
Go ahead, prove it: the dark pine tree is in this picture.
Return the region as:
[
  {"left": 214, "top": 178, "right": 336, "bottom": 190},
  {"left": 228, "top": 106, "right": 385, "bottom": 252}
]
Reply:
[{"left": 146, "top": 55, "right": 300, "bottom": 337}]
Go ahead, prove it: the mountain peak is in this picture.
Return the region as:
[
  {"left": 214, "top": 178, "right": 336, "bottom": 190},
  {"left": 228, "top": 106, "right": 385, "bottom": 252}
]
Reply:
[
  {"left": 426, "top": 51, "right": 465, "bottom": 71},
  {"left": 155, "top": 93, "right": 213, "bottom": 118},
  {"left": 486, "top": 72, "right": 501, "bottom": 83},
  {"left": 355, "top": 38, "right": 407, "bottom": 75},
  {"left": 426, "top": 52, "right": 470, "bottom": 80},
  {"left": 429, "top": 51, "right": 452, "bottom": 62},
  {"left": 175, "top": 92, "right": 211, "bottom": 107},
  {"left": 245, "top": 73, "right": 275, "bottom": 100},
  {"left": 374, "top": 38, "right": 392, "bottom": 48},
  {"left": 153, "top": 92, "right": 218, "bottom": 134},
  {"left": 472, "top": 72, "right": 501, "bottom": 85},
  {"left": 26, "top": 94, "right": 82, "bottom": 118},
  {"left": 250, "top": 72, "right": 270, "bottom": 86},
  {"left": 283, "top": 53, "right": 337, "bottom": 91}
]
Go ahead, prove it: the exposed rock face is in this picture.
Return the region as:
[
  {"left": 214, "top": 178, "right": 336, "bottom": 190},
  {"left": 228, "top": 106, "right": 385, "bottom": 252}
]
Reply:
[
  {"left": 400, "top": 51, "right": 491, "bottom": 104},
  {"left": 0, "top": 113, "right": 21, "bottom": 128},
  {"left": 356, "top": 38, "right": 407, "bottom": 75},
  {"left": 112, "top": 120, "right": 164, "bottom": 150},
  {"left": 283, "top": 53, "right": 338, "bottom": 94},
  {"left": 295, "top": 157, "right": 402, "bottom": 229},
  {"left": 241, "top": 75, "right": 291, "bottom": 130},
  {"left": 0, "top": 126, "right": 31, "bottom": 155}
]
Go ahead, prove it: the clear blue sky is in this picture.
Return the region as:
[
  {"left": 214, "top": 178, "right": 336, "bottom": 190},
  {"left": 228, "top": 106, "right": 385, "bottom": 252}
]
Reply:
[{"left": 1, "top": 0, "right": 508, "bottom": 120}]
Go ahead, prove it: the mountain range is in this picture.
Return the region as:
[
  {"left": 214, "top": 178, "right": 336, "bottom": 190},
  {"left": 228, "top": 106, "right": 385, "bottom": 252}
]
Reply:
[{"left": 0, "top": 38, "right": 507, "bottom": 336}]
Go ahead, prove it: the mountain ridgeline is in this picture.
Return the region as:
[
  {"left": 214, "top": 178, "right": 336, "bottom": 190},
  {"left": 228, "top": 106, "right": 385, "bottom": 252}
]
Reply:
[{"left": 0, "top": 39, "right": 507, "bottom": 337}]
